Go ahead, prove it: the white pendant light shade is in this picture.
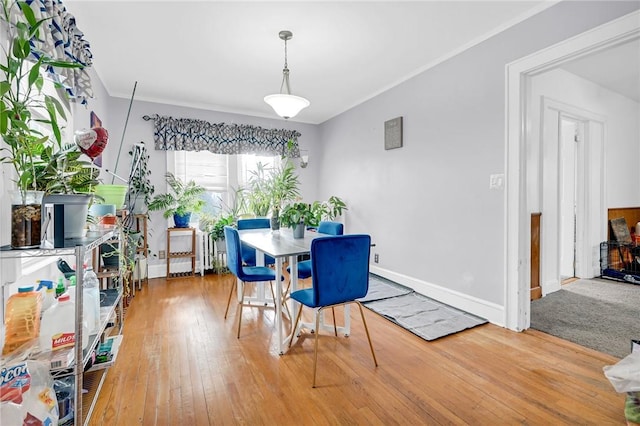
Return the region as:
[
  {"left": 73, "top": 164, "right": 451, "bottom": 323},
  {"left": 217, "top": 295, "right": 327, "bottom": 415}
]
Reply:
[
  {"left": 264, "top": 94, "right": 310, "bottom": 119},
  {"left": 265, "top": 30, "right": 310, "bottom": 119}
]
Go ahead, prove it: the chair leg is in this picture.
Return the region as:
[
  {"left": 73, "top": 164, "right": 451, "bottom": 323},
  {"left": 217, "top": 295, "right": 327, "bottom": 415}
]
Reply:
[
  {"left": 289, "top": 304, "right": 303, "bottom": 349},
  {"left": 224, "top": 277, "right": 235, "bottom": 319},
  {"left": 355, "top": 301, "right": 378, "bottom": 367},
  {"left": 331, "top": 307, "right": 337, "bottom": 336},
  {"left": 237, "top": 281, "right": 245, "bottom": 339},
  {"left": 267, "top": 280, "right": 276, "bottom": 306},
  {"left": 312, "top": 308, "right": 322, "bottom": 388}
]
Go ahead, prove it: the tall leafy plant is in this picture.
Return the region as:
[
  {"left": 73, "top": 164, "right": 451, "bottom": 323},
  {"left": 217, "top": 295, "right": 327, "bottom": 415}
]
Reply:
[
  {"left": 0, "top": 0, "right": 84, "bottom": 199},
  {"left": 148, "top": 172, "right": 206, "bottom": 218},
  {"left": 269, "top": 159, "right": 300, "bottom": 214}
]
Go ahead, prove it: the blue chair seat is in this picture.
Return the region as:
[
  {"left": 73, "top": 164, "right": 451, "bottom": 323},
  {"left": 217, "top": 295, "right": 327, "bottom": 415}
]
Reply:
[
  {"left": 242, "top": 266, "right": 277, "bottom": 282},
  {"left": 289, "top": 287, "right": 314, "bottom": 307}
]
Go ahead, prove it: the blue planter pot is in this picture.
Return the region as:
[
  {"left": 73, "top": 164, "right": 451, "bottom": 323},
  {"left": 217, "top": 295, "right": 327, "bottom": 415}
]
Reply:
[{"left": 173, "top": 212, "right": 191, "bottom": 228}]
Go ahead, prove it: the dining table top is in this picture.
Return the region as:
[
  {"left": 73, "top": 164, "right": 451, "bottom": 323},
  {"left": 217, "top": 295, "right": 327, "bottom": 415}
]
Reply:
[{"left": 237, "top": 228, "right": 330, "bottom": 258}]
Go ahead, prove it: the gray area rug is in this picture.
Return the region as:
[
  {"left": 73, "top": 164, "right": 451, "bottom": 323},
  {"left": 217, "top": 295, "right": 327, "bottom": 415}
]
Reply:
[
  {"left": 361, "top": 275, "right": 488, "bottom": 341},
  {"left": 358, "top": 274, "right": 413, "bottom": 303},
  {"left": 530, "top": 278, "right": 639, "bottom": 359}
]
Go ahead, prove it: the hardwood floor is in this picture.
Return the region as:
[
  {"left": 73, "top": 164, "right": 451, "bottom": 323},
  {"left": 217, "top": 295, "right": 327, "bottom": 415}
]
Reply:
[{"left": 88, "top": 273, "right": 625, "bottom": 425}]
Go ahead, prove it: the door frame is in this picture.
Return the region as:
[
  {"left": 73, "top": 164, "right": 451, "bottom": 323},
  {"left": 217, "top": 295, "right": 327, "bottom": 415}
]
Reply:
[
  {"left": 504, "top": 10, "right": 640, "bottom": 331},
  {"left": 539, "top": 98, "right": 606, "bottom": 295}
]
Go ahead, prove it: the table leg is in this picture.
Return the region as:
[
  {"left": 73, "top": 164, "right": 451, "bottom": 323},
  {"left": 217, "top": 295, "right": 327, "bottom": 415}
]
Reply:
[{"left": 276, "top": 256, "right": 284, "bottom": 355}]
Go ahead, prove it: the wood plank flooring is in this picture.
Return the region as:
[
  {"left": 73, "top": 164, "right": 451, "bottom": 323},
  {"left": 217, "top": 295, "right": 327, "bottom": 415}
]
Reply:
[{"left": 88, "top": 273, "right": 625, "bottom": 425}]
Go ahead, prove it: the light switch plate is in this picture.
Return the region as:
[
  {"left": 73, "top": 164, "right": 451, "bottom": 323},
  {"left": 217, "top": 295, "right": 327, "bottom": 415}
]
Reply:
[{"left": 489, "top": 173, "right": 504, "bottom": 190}]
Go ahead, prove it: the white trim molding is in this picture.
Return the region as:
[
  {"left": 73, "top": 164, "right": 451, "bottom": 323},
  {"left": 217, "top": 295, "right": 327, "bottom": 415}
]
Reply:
[{"left": 369, "top": 265, "right": 505, "bottom": 326}]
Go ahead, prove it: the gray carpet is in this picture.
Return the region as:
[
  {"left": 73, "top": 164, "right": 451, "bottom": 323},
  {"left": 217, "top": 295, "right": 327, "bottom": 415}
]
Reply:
[
  {"left": 530, "top": 278, "right": 639, "bottom": 359},
  {"left": 361, "top": 274, "right": 488, "bottom": 341}
]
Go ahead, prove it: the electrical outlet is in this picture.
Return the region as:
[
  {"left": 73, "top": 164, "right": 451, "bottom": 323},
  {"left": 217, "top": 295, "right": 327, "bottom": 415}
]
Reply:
[
  {"left": 159, "top": 250, "right": 166, "bottom": 259},
  {"left": 374, "top": 253, "right": 379, "bottom": 263}
]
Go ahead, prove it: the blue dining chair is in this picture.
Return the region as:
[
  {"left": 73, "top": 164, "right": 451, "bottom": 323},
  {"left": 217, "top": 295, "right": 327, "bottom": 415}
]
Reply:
[
  {"left": 287, "top": 221, "right": 344, "bottom": 281},
  {"left": 288, "top": 234, "right": 378, "bottom": 387},
  {"left": 237, "top": 218, "right": 276, "bottom": 266},
  {"left": 224, "top": 226, "right": 278, "bottom": 338}
]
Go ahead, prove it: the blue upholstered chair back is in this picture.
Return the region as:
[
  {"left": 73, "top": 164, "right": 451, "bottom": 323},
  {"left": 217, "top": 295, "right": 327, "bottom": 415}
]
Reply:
[
  {"left": 237, "top": 218, "right": 274, "bottom": 266},
  {"left": 224, "top": 226, "right": 244, "bottom": 279},
  {"left": 237, "top": 218, "right": 271, "bottom": 230},
  {"left": 310, "top": 234, "right": 371, "bottom": 307},
  {"left": 317, "top": 221, "right": 344, "bottom": 235}
]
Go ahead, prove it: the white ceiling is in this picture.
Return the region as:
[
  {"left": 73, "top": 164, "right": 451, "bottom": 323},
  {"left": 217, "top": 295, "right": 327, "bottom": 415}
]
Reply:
[{"left": 65, "top": 1, "right": 557, "bottom": 124}]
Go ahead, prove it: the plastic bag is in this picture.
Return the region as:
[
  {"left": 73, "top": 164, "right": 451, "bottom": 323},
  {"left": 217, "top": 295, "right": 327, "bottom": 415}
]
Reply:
[
  {"left": 603, "top": 351, "right": 640, "bottom": 393},
  {"left": 0, "top": 359, "right": 58, "bottom": 425}
]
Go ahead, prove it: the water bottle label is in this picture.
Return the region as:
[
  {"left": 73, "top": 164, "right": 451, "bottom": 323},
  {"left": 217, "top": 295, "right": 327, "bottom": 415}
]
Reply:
[
  {"left": 0, "top": 362, "right": 30, "bottom": 404},
  {"left": 51, "top": 332, "right": 75, "bottom": 350}
]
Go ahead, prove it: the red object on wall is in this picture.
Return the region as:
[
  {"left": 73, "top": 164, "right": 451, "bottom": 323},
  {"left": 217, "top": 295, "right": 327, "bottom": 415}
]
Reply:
[{"left": 75, "top": 127, "right": 109, "bottom": 159}]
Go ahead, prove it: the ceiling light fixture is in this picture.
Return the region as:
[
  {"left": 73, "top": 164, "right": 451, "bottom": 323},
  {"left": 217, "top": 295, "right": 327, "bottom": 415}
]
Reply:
[{"left": 264, "top": 30, "right": 310, "bottom": 119}]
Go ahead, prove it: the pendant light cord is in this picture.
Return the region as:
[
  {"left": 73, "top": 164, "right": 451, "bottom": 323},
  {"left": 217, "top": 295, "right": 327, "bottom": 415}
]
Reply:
[{"left": 280, "top": 37, "right": 291, "bottom": 95}]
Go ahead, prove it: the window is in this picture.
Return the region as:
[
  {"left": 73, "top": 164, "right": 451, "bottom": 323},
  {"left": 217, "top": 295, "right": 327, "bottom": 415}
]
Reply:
[{"left": 173, "top": 151, "right": 281, "bottom": 218}]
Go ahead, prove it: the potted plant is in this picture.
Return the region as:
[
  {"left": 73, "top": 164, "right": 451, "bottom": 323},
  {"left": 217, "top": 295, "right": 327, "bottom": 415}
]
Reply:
[
  {"left": 280, "top": 196, "right": 347, "bottom": 238},
  {"left": 210, "top": 213, "right": 234, "bottom": 258},
  {"left": 0, "top": 0, "right": 88, "bottom": 247},
  {"left": 148, "top": 172, "right": 205, "bottom": 228},
  {"left": 126, "top": 143, "right": 154, "bottom": 215},
  {"left": 245, "top": 161, "right": 272, "bottom": 217},
  {"left": 267, "top": 159, "right": 300, "bottom": 231}
]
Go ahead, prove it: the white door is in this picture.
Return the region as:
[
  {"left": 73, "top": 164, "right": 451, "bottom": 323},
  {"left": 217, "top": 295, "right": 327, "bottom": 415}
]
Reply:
[
  {"left": 559, "top": 117, "right": 580, "bottom": 281},
  {"left": 540, "top": 98, "right": 605, "bottom": 295}
]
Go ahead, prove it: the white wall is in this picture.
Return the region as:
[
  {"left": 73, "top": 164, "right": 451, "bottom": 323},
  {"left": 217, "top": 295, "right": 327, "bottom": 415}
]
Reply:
[{"left": 316, "top": 1, "right": 639, "bottom": 324}]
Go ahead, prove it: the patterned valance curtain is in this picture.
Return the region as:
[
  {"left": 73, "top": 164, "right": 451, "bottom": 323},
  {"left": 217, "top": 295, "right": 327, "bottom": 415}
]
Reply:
[
  {"left": 16, "top": 0, "right": 94, "bottom": 104},
  {"left": 147, "top": 114, "right": 301, "bottom": 157}
]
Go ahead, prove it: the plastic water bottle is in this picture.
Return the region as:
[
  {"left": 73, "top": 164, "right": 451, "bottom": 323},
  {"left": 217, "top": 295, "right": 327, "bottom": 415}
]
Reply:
[
  {"left": 37, "top": 280, "right": 55, "bottom": 313},
  {"left": 2, "top": 286, "right": 42, "bottom": 356},
  {"left": 67, "top": 280, "right": 98, "bottom": 338},
  {"left": 39, "top": 293, "right": 89, "bottom": 352},
  {"left": 83, "top": 266, "right": 101, "bottom": 335}
]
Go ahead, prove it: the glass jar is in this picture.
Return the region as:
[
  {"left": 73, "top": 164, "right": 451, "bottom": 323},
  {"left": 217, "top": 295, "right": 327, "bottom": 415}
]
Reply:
[{"left": 10, "top": 190, "right": 44, "bottom": 249}]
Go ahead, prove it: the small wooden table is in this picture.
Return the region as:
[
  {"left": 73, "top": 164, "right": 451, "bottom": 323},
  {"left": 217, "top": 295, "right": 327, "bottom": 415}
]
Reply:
[{"left": 166, "top": 227, "right": 196, "bottom": 279}]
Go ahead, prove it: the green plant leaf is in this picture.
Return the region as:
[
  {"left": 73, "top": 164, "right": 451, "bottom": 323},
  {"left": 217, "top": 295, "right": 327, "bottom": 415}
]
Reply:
[
  {"left": 0, "top": 81, "right": 9, "bottom": 97},
  {"left": 18, "top": 1, "right": 37, "bottom": 27},
  {"left": 27, "top": 57, "right": 43, "bottom": 86}
]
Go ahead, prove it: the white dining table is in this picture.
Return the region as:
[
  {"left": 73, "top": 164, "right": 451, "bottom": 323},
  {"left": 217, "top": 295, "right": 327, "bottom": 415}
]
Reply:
[{"left": 238, "top": 228, "right": 348, "bottom": 354}]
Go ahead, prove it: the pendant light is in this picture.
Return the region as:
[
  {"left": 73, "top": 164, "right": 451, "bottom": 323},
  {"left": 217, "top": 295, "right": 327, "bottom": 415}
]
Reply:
[{"left": 264, "top": 30, "right": 310, "bottom": 119}]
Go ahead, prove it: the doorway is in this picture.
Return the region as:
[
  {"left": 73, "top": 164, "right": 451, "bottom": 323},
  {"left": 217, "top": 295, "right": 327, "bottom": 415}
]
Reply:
[
  {"left": 538, "top": 97, "right": 605, "bottom": 296},
  {"left": 505, "top": 10, "right": 640, "bottom": 331}
]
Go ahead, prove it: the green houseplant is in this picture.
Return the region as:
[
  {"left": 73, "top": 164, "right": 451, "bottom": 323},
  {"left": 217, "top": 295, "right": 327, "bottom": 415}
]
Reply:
[
  {"left": 0, "top": 0, "right": 89, "bottom": 246},
  {"left": 280, "top": 196, "right": 347, "bottom": 238},
  {"left": 126, "top": 143, "right": 154, "bottom": 214},
  {"left": 267, "top": 159, "right": 300, "bottom": 230},
  {"left": 148, "top": 172, "right": 205, "bottom": 228}
]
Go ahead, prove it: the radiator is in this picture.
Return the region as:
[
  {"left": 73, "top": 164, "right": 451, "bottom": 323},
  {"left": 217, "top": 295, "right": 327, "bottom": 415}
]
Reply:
[
  {"left": 197, "top": 231, "right": 226, "bottom": 272},
  {"left": 198, "top": 231, "right": 215, "bottom": 271}
]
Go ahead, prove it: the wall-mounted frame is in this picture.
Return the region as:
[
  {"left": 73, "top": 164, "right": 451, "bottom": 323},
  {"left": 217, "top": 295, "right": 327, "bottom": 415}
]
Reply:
[{"left": 384, "top": 116, "right": 403, "bottom": 150}]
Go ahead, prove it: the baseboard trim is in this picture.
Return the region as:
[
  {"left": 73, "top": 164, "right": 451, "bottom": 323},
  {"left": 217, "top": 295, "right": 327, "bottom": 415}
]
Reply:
[{"left": 369, "top": 265, "right": 505, "bottom": 327}]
